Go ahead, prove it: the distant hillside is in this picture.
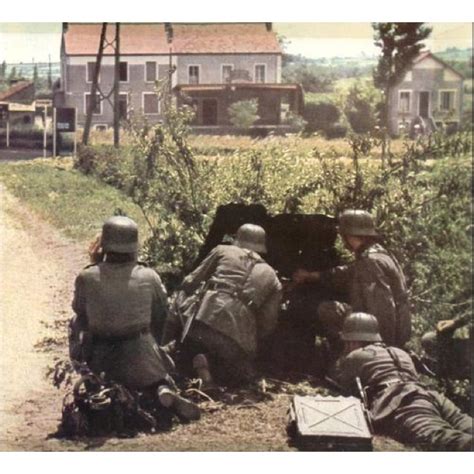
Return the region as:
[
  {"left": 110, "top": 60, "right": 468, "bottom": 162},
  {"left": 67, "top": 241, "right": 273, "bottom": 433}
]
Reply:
[{"left": 3, "top": 62, "right": 61, "bottom": 80}]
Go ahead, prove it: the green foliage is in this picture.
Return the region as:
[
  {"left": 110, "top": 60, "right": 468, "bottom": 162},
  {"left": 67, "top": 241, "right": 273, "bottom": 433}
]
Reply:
[
  {"left": 340, "top": 80, "right": 382, "bottom": 133},
  {"left": 0, "top": 159, "right": 147, "bottom": 242},
  {"left": 282, "top": 111, "right": 307, "bottom": 132},
  {"left": 75, "top": 114, "right": 472, "bottom": 350},
  {"left": 228, "top": 99, "right": 260, "bottom": 129},
  {"left": 282, "top": 63, "right": 335, "bottom": 93},
  {"left": 303, "top": 102, "right": 341, "bottom": 135}
]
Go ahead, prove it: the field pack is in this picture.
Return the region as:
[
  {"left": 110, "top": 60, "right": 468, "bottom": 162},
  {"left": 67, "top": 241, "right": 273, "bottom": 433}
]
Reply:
[{"left": 287, "top": 395, "right": 373, "bottom": 451}]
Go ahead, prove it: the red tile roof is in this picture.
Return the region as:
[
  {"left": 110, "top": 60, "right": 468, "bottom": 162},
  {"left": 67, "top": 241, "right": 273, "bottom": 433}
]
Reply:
[
  {"left": 63, "top": 23, "right": 281, "bottom": 56},
  {"left": 170, "top": 23, "right": 281, "bottom": 54},
  {"left": 412, "top": 50, "right": 464, "bottom": 79},
  {"left": 64, "top": 23, "right": 169, "bottom": 55},
  {"left": 0, "top": 81, "right": 34, "bottom": 101}
]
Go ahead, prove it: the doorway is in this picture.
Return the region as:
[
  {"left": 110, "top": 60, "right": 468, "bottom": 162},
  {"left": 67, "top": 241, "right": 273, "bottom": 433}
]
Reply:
[
  {"left": 202, "top": 99, "right": 218, "bottom": 125},
  {"left": 419, "top": 91, "right": 430, "bottom": 118}
]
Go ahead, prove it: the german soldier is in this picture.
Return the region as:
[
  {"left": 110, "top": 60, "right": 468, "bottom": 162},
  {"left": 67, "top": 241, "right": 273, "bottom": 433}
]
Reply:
[
  {"left": 293, "top": 209, "right": 410, "bottom": 349},
  {"left": 70, "top": 216, "right": 200, "bottom": 422},
  {"left": 421, "top": 314, "right": 472, "bottom": 380},
  {"left": 332, "top": 312, "right": 472, "bottom": 451},
  {"left": 162, "top": 223, "right": 282, "bottom": 388}
]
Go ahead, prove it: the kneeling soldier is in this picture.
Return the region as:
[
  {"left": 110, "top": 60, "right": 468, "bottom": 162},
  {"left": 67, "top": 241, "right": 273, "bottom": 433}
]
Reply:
[
  {"left": 71, "top": 216, "right": 200, "bottom": 422},
  {"left": 162, "top": 223, "right": 282, "bottom": 388}
]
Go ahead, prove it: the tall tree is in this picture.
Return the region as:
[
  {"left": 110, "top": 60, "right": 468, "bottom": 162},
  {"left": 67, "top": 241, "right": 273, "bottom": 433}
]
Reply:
[
  {"left": 8, "top": 66, "right": 17, "bottom": 81},
  {"left": 0, "top": 60, "right": 6, "bottom": 80},
  {"left": 372, "top": 22, "right": 432, "bottom": 128},
  {"left": 33, "top": 63, "right": 39, "bottom": 87}
]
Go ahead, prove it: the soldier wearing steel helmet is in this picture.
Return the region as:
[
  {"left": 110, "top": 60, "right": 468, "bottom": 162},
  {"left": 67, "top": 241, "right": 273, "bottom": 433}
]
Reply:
[
  {"left": 331, "top": 312, "right": 472, "bottom": 451},
  {"left": 162, "top": 223, "right": 282, "bottom": 387},
  {"left": 293, "top": 209, "right": 410, "bottom": 349},
  {"left": 70, "top": 216, "right": 200, "bottom": 421}
]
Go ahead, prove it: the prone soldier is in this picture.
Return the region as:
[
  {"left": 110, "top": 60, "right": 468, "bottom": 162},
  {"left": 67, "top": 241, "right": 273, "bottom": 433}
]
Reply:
[{"left": 332, "top": 312, "right": 472, "bottom": 451}]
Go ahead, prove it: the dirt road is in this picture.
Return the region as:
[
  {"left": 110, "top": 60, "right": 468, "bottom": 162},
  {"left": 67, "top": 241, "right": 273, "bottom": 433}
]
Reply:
[{"left": 0, "top": 184, "right": 406, "bottom": 451}]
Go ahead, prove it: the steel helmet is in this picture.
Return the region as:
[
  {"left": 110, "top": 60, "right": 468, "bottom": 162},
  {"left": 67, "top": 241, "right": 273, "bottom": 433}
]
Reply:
[
  {"left": 101, "top": 216, "right": 138, "bottom": 253},
  {"left": 234, "top": 223, "right": 267, "bottom": 254},
  {"left": 341, "top": 312, "right": 382, "bottom": 342},
  {"left": 338, "top": 210, "right": 378, "bottom": 237}
]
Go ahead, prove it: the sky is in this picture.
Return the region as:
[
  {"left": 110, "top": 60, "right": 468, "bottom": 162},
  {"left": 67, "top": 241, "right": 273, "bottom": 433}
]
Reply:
[{"left": 0, "top": 1, "right": 472, "bottom": 63}]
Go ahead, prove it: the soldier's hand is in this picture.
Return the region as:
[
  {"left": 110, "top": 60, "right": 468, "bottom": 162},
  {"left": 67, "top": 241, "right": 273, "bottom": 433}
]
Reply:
[
  {"left": 436, "top": 319, "right": 456, "bottom": 334},
  {"left": 292, "top": 268, "right": 311, "bottom": 284},
  {"left": 88, "top": 233, "right": 104, "bottom": 264}
]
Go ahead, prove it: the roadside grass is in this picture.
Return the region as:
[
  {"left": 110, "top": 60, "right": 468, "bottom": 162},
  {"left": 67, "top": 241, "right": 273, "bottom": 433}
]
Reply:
[{"left": 0, "top": 157, "right": 149, "bottom": 243}]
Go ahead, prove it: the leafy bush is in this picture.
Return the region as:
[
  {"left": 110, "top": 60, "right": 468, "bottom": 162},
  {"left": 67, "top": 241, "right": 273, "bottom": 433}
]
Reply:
[
  {"left": 76, "top": 110, "right": 472, "bottom": 357},
  {"left": 303, "top": 102, "right": 341, "bottom": 134},
  {"left": 324, "top": 123, "right": 348, "bottom": 139},
  {"left": 339, "top": 80, "right": 382, "bottom": 134},
  {"left": 228, "top": 99, "right": 260, "bottom": 129}
]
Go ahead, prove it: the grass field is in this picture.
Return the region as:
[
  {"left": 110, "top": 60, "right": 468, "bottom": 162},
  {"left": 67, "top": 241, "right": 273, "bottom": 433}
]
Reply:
[{"left": 0, "top": 157, "right": 149, "bottom": 243}]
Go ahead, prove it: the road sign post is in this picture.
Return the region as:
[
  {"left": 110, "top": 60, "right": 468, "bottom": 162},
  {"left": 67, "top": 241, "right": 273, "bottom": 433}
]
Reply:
[
  {"left": 55, "top": 107, "right": 77, "bottom": 157},
  {"left": 0, "top": 103, "right": 9, "bottom": 148}
]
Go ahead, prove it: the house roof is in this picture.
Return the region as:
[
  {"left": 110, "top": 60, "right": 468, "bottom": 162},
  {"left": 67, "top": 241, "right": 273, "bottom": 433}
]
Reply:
[
  {"left": 411, "top": 51, "right": 464, "bottom": 79},
  {"left": 0, "top": 81, "right": 34, "bottom": 101},
  {"left": 63, "top": 23, "right": 281, "bottom": 56},
  {"left": 64, "top": 23, "right": 170, "bottom": 55},
  {"left": 170, "top": 23, "right": 281, "bottom": 54}
]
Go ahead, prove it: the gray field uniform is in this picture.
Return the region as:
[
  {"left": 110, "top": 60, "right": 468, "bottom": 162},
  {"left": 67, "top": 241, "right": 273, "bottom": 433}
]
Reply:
[
  {"left": 318, "top": 243, "right": 411, "bottom": 347},
  {"left": 421, "top": 314, "right": 472, "bottom": 379},
  {"left": 163, "top": 244, "right": 282, "bottom": 384},
  {"left": 333, "top": 342, "right": 472, "bottom": 451},
  {"left": 72, "top": 261, "right": 171, "bottom": 389}
]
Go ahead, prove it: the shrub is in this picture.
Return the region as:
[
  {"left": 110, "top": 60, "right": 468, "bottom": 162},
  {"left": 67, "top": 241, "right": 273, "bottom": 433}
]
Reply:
[
  {"left": 324, "top": 123, "right": 348, "bottom": 139},
  {"left": 228, "top": 99, "right": 260, "bottom": 129},
  {"left": 303, "top": 102, "right": 340, "bottom": 134}
]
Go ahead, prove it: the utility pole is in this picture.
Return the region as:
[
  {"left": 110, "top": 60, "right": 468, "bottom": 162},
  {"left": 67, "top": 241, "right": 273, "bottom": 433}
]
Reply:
[
  {"left": 83, "top": 23, "right": 107, "bottom": 146},
  {"left": 113, "top": 23, "right": 120, "bottom": 148}
]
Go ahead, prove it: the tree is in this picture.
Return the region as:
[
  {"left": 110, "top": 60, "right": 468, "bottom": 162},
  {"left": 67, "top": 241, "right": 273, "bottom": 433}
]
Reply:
[
  {"left": 372, "top": 23, "right": 432, "bottom": 128},
  {"left": 228, "top": 99, "right": 260, "bottom": 129},
  {"left": 0, "top": 61, "right": 6, "bottom": 80},
  {"left": 8, "top": 66, "right": 17, "bottom": 81},
  {"left": 33, "top": 63, "right": 39, "bottom": 87}
]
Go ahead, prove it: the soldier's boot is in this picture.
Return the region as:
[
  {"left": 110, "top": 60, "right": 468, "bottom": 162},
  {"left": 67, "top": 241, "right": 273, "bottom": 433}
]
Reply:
[
  {"left": 192, "top": 353, "right": 216, "bottom": 389},
  {"left": 157, "top": 385, "right": 201, "bottom": 422}
]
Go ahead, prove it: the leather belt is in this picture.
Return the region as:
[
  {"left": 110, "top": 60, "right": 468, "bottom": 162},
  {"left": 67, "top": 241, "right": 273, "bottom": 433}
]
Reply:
[{"left": 92, "top": 326, "right": 150, "bottom": 344}]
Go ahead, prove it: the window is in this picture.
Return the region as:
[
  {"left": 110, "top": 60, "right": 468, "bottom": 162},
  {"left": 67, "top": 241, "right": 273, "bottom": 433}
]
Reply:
[
  {"left": 84, "top": 93, "right": 102, "bottom": 115},
  {"left": 119, "top": 62, "right": 128, "bottom": 82},
  {"left": 188, "top": 65, "right": 200, "bottom": 85},
  {"left": 143, "top": 92, "right": 159, "bottom": 114},
  {"left": 145, "top": 61, "right": 157, "bottom": 82},
  {"left": 255, "top": 64, "right": 266, "bottom": 83},
  {"left": 398, "top": 91, "right": 411, "bottom": 113},
  {"left": 222, "top": 65, "right": 233, "bottom": 83},
  {"left": 439, "top": 90, "right": 455, "bottom": 111},
  {"left": 118, "top": 93, "right": 128, "bottom": 120},
  {"left": 87, "top": 62, "right": 98, "bottom": 83}
]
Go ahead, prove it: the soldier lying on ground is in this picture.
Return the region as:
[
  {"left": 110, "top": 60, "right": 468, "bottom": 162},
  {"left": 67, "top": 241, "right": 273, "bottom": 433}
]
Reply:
[
  {"left": 331, "top": 312, "right": 472, "bottom": 451},
  {"left": 161, "top": 223, "right": 282, "bottom": 388},
  {"left": 70, "top": 216, "right": 200, "bottom": 423},
  {"left": 421, "top": 314, "right": 472, "bottom": 380},
  {"left": 292, "top": 209, "right": 410, "bottom": 353}
]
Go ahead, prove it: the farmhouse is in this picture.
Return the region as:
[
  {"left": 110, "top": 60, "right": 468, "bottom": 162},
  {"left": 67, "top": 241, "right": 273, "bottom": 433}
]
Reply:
[
  {"left": 54, "top": 23, "right": 303, "bottom": 133},
  {"left": 388, "top": 51, "right": 464, "bottom": 136}
]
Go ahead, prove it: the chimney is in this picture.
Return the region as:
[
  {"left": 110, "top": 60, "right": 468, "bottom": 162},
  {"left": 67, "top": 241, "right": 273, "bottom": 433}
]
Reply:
[{"left": 265, "top": 23, "right": 272, "bottom": 32}]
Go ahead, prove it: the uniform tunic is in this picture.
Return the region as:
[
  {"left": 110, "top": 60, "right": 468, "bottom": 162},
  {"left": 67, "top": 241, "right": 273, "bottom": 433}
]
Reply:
[
  {"left": 333, "top": 343, "right": 472, "bottom": 451},
  {"left": 72, "top": 261, "right": 171, "bottom": 389},
  {"left": 319, "top": 243, "right": 411, "bottom": 346},
  {"left": 163, "top": 244, "right": 282, "bottom": 384}
]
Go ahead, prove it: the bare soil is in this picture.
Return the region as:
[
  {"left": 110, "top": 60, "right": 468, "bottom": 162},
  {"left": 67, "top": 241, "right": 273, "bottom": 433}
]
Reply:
[{"left": 0, "top": 185, "right": 409, "bottom": 451}]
